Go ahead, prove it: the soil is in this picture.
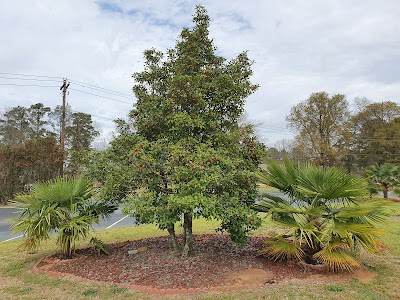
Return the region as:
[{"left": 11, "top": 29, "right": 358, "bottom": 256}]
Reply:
[{"left": 36, "top": 234, "right": 376, "bottom": 291}]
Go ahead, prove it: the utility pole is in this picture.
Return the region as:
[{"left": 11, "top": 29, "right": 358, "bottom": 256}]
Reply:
[{"left": 60, "top": 79, "right": 70, "bottom": 177}]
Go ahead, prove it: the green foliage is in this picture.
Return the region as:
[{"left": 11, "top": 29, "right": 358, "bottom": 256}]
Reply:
[
  {"left": 326, "top": 285, "right": 344, "bottom": 292},
  {"left": 91, "top": 5, "right": 264, "bottom": 257},
  {"left": 85, "top": 118, "right": 140, "bottom": 204},
  {"left": 366, "top": 163, "right": 400, "bottom": 199},
  {"left": 10, "top": 175, "right": 117, "bottom": 258},
  {"left": 109, "top": 285, "right": 128, "bottom": 294},
  {"left": 286, "top": 92, "right": 351, "bottom": 166},
  {"left": 82, "top": 288, "right": 98, "bottom": 296},
  {"left": 0, "top": 103, "right": 99, "bottom": 202},
  {"left": 0, "top": 137, "right": 63, "bottom": 203},
  {"left": 0, "top": 103, "right": 52, "bottom": 146},
  {"left": 27, "top": 103, "right": 51, "bottom": 139},
  {"left": 254, "top": 159, "right": 389, "bottom": 271},
  {"left": 65, "top": 112, "right": 99, "bottom": 175},
  {"left": 129, "top": 7, "right": 263, "bottom": 255},
  {"left": 351, "top": 100, "right": 400, "bottom": 167},
  {"left": 89, "top": 237, "right": 110, "bottom": 255},
  {"left": 0, "top": 105, "right": 30, "bottom": 145}
]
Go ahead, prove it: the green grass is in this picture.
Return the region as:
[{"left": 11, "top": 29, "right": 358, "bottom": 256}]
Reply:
[
  {"left": 1, "top": 204, "right": 400, "bottom": 299},
  {"left": 257, "top": 183, "right": 277, "bottom": 193}
]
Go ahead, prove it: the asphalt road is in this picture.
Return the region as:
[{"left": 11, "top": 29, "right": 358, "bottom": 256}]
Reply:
[
  {"left": 1, "top": 190, "right": 287, "bottom": 243},
  {"left": 0, "top": 206, "right": 137, "bottom": 243}
]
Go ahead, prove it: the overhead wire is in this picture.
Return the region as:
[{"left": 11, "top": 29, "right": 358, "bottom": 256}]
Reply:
[
  {"left": 1, "top": 71, "right": 400, "bottom": 150},
  {"left": 68, "top": 79, "right": 134, "bottom": 99},
  {"left": 0, "top": 72, "right": 62, "bottom": 79},
  {"left": 69, "top": 88, "right": 134, "bottom": 105},
  {"left": 0, "top": 83, "right": 60, "bottom": 88},
  {"left": 69, "top": 109, "right": 117, "bottom": 122},
  {"left": 0, "top": 75, "right": 61, "bottom": 83},
  {"left": 0, "top": 71, "right": 135, "bottom": 101}
]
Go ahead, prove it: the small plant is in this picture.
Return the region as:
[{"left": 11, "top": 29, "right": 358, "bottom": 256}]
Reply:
[
  {"left": 82, "top": 288, "right": 98, "bottom": 296},
  {"left": 110, "top": 285, "right": 127, "bottom": 294},
  {"left": 366, "top": 163, "right": 400, "bottom": 199},
  {"left": 89, "top": 237, "right": 110, "bottom": 256},
  {"left": 10, "top": 175, "right": 117, "bottom": 259},
  {"left": 326, "top": 285, "right": 344, "bottom": 292}
]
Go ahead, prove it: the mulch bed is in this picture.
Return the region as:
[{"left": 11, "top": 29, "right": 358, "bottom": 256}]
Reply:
[{"left": 38, "top": 234, "right": 320, "bottom": 290}]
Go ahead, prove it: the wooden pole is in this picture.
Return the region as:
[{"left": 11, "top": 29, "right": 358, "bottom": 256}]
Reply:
[{"left": 60, "top": 79, "right": 69, "bottom": 177}]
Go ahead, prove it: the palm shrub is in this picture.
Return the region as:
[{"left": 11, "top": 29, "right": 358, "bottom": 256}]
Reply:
[
  {"left": 11, "top": 175, "right": 117, "bottom": 259},
  {"left": 366, "top": 163, "right": 400, "bottom": 199},
  {"left": 254, "top": 159, "right": 389, "bottom": 271}
]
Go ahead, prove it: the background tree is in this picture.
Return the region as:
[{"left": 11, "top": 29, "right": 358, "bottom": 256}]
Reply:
[
  {"left": 0, "top": 103, "right": 98, "bottom": 202},
  {"left": 85, "top": 116, "right": 140, "bottom": 203},
  {"left": 48, "top": 104, "right": 72, "bottom": 139},
  {"left": 0, "top": 137, "right": 63, "bottom": 203},
  {"left": 351, "top": 101, "right": 400, "bottom": 167},
  {"left": 89, "top": 6, "right": 264, "bottom": 258},
  {"left": 0, "top": 106, "right": 30, "bottom": 145},
  {"left": 27, "top": 103, "right": 51, "bottom": 139},
  {"left": 0, "top": 103, "right": 52, "bottom": 146},
  {"left": 267, "top": 139, "right": 305, "bottom": 162},
  {"left": 65, "top": 112, "right": 99, "bottom": 174},
  {"left": 366, "top": 163, "right": 400, "bottom": 199},
  {"left": 286, "top": 92, "right": 351, "bottom": 166}
]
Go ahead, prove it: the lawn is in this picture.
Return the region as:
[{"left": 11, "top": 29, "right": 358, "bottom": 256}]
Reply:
[{"left": 0, "top": 201, "right": 399, "bottom": 300}]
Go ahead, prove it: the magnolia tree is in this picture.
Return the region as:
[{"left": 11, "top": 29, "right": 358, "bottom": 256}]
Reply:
[{"left": 90, "top": 6, "right": 264, "bottom": 258}]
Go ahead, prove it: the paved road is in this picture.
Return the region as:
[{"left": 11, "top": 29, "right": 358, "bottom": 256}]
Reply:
[
  {"left": 1, "top": 190, "right": 287, "bottom": 243},
  {"left": 0, "top": 206, "right": 136, "bottom": 243}
]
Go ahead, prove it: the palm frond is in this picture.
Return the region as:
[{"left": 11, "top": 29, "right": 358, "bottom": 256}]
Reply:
[
  {"left": 260, "top": 237, "right": 304, "bottom": 261},
  {"left": 255, "top": 159, "right": 389, "bottom": 271},
  {"left": 296, "top": 165, "right": 367, "bottom": 202},
  {"left": 89, "top": 237, "right": 110, "bottom": 255},
  {"left": 10, "top": 175, "right": 110, "bottom": 258},
  {"left": 335, "top": 202, "right": 390, "bottom": 224},
  {"left": 314, "top": 245, "right": 361, "bottom": 271}
]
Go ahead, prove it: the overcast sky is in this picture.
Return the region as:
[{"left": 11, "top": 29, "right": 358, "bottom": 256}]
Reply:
[{"left": 1, "top": 0, "right": 399, "bottom": 146}]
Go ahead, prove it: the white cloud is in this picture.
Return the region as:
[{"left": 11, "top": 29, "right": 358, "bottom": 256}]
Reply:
[{"left": 1, "top": 0, "right": 399, "bottom": 145}]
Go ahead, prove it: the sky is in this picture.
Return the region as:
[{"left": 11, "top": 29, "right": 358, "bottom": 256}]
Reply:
[{"left": 1, "top": 0, "right": 399, "bottom": 147}]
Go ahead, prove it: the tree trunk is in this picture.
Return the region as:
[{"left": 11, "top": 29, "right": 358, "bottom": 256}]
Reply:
[
  {"left": 65, "top": 236, "right": 72, "bottom": 259},
  {"left": 383, "top": 188, "right": 388, "bottom": 199},
  {"left": 167, "top": 224, "right": 181, "bottom": 255},
  {"left": 181, "top": 213, "right": 193, "bottom": 258}
]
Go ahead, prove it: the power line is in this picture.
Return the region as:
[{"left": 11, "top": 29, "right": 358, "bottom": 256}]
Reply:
[
  {"left": 0, "top": 76, "right": 61, "bottom": 83},
  {"left": 0, "top": 72, "right": 62, "bottom": 79},
  {"left": 68, "top": 79, "right": 134, "bottom": 99},
  {"left": 70, "top": 109, "right": 116, "bottom": 122},
  {"left": 0, "top": 83, "right": 59, "bottom": 88},
  {"left": 69, "top": 88, "right": 134, "bottom": 105},
  {"left": 0, "top": 71, "right": 134, "bottom": 100}
]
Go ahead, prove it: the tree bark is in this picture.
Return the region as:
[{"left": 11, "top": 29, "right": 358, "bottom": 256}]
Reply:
[
  {"left": 181, "top": 213, "right": 193, "bottom": 258},
  {"left": 383, "top": 188, "right": 388, "bottom": 199},
  {"left": 167, "top": 224, "right": 181, "bottom": 255}
]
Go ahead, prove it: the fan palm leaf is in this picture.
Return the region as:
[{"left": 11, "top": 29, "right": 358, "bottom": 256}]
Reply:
[
  {"left": 313, "top": 244, "right": 361, "bottom": 271},
  {"left": 255, "top": 159, "right": 389, "bottom": 271},
  {"left": 260, "top": 237, "right": 304, "bottom": 261},
  {"left": 10, "top": 175, "right": 117, "bottom": 258}
]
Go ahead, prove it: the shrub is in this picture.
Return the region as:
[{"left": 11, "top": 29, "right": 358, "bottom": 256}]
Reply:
[{"left": 254, "top": 159, "right": 389, "bottom": 271}]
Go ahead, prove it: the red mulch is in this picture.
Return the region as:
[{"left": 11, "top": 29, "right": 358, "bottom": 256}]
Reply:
[
  {"left": 42, "top": 234, "right": 319, "bottom": 289},
  {"left": 388, "top": 198, "right": 400, "bottom": 202}
]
